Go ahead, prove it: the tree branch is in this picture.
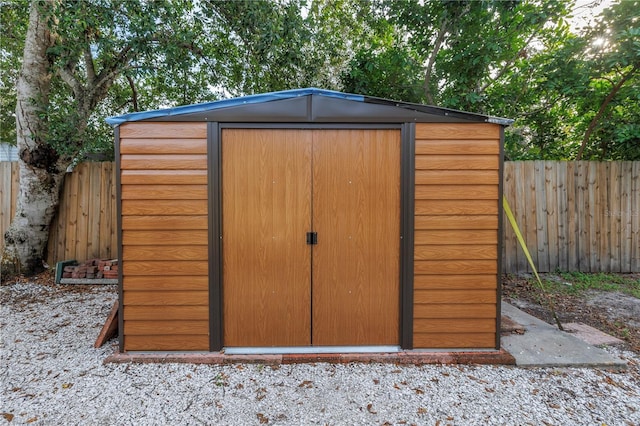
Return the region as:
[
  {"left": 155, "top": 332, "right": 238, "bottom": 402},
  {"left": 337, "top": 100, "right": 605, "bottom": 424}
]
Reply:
[
  {"left": 423, "top": 16, "right": 449, "bottom": 104},
  {"left": 83, "top": 44, "right": 133, "bottom": 112},
  {"left": 83, "top": 39, "right": 96, "bottom": 84},
  {"left": 576, "top": 64, "right": 638, "bottom": 160},
  {"left": 477, "top": 31, "right": 537, "bottom": 94},
  {"left": 126, "top": 75, "right": 139, "bottom": 111},
  {"left": 57, "top": 62, "right": 83, "bottom": 99}
]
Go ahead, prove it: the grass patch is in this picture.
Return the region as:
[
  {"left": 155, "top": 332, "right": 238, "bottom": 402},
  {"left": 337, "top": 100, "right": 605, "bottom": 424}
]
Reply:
[{"left": 540, "top": 272, "right": 640, "bottom": 298}]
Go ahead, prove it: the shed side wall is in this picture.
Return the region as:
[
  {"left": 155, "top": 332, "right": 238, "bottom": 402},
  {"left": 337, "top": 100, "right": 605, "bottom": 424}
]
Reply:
[
  {"left": 119, "top": 122, "right": 209, "bottom": 351},
  {"left": 413, "top": 123, "right": 500, "bottom": 348}
]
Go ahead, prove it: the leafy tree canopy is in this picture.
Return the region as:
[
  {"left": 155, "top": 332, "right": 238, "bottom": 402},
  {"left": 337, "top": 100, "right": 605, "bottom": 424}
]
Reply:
[
  {"left": 0, "top": 0, "right": 368, "bottom": 161},
  {"left": 340, "top": 0, "right": 639, "bottom": 160},
  {"left": 1, "top": 0, "right": 638, "bottom": 161}
]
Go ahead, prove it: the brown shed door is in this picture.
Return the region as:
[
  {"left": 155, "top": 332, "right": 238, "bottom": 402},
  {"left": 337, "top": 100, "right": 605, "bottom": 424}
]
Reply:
[
  {"left": 222, "top": 129, "right": 400, "bottom": 347},
  {"left": 312, "top": 130, "right": 400, "bottom": 345},
  {"left": 222, "top": 129, "right": 312, "bottom": 346}
]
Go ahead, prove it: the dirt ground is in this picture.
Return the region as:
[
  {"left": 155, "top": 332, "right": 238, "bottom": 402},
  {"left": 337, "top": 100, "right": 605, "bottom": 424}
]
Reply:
[{"left": 502, "top": 273, "right": 640, "bottom": 354}]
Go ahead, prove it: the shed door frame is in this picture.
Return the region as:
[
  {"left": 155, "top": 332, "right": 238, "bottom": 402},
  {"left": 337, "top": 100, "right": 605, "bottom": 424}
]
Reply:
[{"left": 208, "top": 122, "right": 415, "bottom": 351}]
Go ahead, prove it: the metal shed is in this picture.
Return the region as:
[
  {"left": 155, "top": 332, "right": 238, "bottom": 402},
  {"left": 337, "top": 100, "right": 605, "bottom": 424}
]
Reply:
[{"left": 107, "top": 88, "right": 511, "bottom": 355}]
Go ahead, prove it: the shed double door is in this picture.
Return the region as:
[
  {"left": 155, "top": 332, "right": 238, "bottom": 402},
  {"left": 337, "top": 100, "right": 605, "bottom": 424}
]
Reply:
[{"left": 222, "top": 128, "right": 400, "bottom": 347}]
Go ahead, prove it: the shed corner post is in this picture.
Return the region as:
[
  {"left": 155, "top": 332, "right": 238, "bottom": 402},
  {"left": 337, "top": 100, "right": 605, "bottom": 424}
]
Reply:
[
  {"left": 400, "top": 122, "right": 416, "bottom": 350},
  {"left": 496, "top": 125, "right": 506, "bottom": 350},
  {"left": 208, "top": 121, "right": 223, "bottom": 352}
]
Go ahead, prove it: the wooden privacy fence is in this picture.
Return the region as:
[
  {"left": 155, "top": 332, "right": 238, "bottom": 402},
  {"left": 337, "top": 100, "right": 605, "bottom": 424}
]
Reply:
[
  {"left": 0, "top": 162, "right": 19, "bottom": 253},
  {"left": 1, "top": 160, "right": 638, "bottom": 272},
  {"left": 1, "top": 161, "right": 117, "bottom": 265},
  {"left": 503, "top": 161, "right": 639, "bottom": 273}
]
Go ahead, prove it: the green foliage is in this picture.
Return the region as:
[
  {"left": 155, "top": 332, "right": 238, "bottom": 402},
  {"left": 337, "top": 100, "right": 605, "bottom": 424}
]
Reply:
[
  {"left": 3, "top": 0, "right": 371, "bottom": 161},
  {"left": 0, "top": 1, "right": 29, "bottom": 144},
  {"left": 375, "top": 0, "right": 573, "bottom": 109},
  {"left": 543, "top": 272, "right": 640, "bottom": 298},
  {"left": 10, "top": 0, "right": 210, "bottom": 159},
  {"left": 571, "top": 0, "right": 640, "bottom": 160},
  {"left": 2, "top": 0, "right": 639, "bottom": 161},
  {"left": 340, "top": 15, "right": 425, "bottom": 103},
  {"left": 340, "top": 0, "right": 639, "bottom": 160},
  {"left": 341, "top": 44, "right": 425, "bottom": 102}
]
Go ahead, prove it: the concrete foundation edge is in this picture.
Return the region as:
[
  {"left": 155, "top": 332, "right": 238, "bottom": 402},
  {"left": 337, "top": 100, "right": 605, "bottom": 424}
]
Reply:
[{"left": 104, "top": 349, "right": 516, "bottom": 366}]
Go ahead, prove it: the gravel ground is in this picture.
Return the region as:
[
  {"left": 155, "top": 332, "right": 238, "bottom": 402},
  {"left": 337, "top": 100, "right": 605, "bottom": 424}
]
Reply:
[{"left": 1, "top": 282, "right": 640, "bottom": 426}]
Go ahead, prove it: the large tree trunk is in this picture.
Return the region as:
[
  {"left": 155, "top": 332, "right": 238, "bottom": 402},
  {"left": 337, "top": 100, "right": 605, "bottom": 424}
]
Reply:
[
  {"left": 1, "top": 1, "right": 67, "bottom": 281},
  {"left": 2, "top": 160, "right": 67, "bottom": 279}
]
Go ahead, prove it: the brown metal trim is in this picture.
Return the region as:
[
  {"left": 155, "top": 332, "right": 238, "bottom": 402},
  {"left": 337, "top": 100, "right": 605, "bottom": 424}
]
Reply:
[
  {"left": 218, "top": 123, "right": 403, "bottom": 130},
  {"left": 400, "top": 123, "right": 415, "bottom": 349},
  {"left": 496, "top": 126, "right": 505, "bottom": 350},
  {"left": 208, "top": 122, "right": 223, "bottom": 351},
  {"left": 216, "top": 122, "right": 406, "bottom": 349},
  {"left": 114, "top": 126, "right": 124, "bottom": 352}
]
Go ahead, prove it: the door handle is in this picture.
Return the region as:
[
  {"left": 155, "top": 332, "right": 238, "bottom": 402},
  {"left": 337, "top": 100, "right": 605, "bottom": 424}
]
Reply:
[{"left": 306, "top": 232, "right": 318, "bottom": 245}]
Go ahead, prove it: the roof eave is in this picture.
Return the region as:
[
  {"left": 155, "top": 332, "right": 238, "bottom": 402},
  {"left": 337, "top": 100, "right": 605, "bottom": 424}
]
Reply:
[{"left": 106, "top": 88, "right": 513, "bottom": 126}]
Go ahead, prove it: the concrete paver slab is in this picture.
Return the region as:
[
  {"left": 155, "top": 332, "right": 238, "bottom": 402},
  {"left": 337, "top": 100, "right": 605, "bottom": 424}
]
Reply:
[
  {"left": 501, "top": 302, "right": 626, "bottom": 370},
  {"left": 562, "top": 322, "right": 625, "bottom": 346}
]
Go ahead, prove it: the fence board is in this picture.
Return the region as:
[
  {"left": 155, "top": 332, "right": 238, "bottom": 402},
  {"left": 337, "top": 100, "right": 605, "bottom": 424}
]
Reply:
[
  {"left": 577, "top": 162, "right": 589, "bottom": 270},
  {"left": 503, "top": 162, "right": 517, "bottom": 272},
  {"left": 99, "top": 162, "right": 113, "bottom": 259},
  {"left": 1, "top": 161, "right": 638, "bottom": 271},
  {"left": 565, "top": 162, "right": 577, "bottom": 270},
  {"left": 534, "top": 161, "right": 550, "bottom": 272},
  {"left": 609, "top": 162, "right": 621, "bottom": 272},
  {"left": 544, "top": 162, "right": 558, "bottom": 271},
  {"left": 620, "top": 162, "right": 633, "bottom": 272},
  {"left": 0, "top": 163, "right": 12, "bottom": 247},
  {"left": 88, "top": 164, "right": 101, "bottom": 259},
  {"left": 556, "top": 162, "right": 568, "bottom": 270},
  {"left": 524, "top": 162, "right": 538, "bottom": 271},
  {"left": 589, "top": 163, "right": 600, "bottom": 271},
  {"left": 598, "top": 162, "right": 609, "bottom": 272},
  {"left": 633, "top": 162, "right": 640, "bottom": 272},
  {"left": 513, "top": 160, "right": 527, "bottom": 272},
  {"left": 76, "top": 164, "right": 91, "bottom": 261}
]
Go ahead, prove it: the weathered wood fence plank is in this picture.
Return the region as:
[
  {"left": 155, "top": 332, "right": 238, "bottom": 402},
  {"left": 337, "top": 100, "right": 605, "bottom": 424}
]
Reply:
[
  {"left": 502, "top": 161, "right": 639, "bottom": 272},
  {"left": 632, "top": 162, "right": 640, "bottom": 272},
  {"left": 1, "top": 162, "right": 117, "bottom": 266},
  {"left": 0, "top": 162, "right": 17, "bottom": 250},
  {"left": 1, "top": 161, "right": 639, "bottom": 272}
]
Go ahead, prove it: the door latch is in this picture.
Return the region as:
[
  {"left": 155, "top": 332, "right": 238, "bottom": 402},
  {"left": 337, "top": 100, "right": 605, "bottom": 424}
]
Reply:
[{"left": 306, "top": 232, "right": 318, "bottom": 245}]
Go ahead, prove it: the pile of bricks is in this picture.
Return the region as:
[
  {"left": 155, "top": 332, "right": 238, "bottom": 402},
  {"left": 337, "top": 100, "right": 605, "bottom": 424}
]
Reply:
[{"left": 62, "top": 259, "right": 119, "bottom": 279}]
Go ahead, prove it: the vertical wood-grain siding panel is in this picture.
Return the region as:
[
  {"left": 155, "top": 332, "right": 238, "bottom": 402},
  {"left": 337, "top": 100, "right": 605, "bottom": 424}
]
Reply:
[{"left": 413, "top": 123, "right": 500, "bottom": 349}]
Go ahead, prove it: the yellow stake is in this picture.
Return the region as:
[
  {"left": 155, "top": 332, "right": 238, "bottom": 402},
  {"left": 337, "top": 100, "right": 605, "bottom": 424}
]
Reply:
[{"left": 503, "top": 196, "right": 564, "bottom": 330}]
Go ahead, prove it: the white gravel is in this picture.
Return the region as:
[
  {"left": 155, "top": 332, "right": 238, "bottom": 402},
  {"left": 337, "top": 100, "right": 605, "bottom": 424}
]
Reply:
[{"left": 1, "top": 282, "right": 639, "bottom": 426}]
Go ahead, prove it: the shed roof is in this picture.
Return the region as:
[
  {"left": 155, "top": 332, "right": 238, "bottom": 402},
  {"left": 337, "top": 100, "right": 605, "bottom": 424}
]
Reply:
[{"left": 106, "top": 88, "right": 512, "bottom": 126}]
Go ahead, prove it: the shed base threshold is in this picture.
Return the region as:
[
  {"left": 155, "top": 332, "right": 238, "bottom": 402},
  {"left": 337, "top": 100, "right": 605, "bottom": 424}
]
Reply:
[
  {"left": 105, "top": 349, "right": 515, "bottom": 365},
  {"left": 224, "top": 346, "right": 401, "bottom": 355}
]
